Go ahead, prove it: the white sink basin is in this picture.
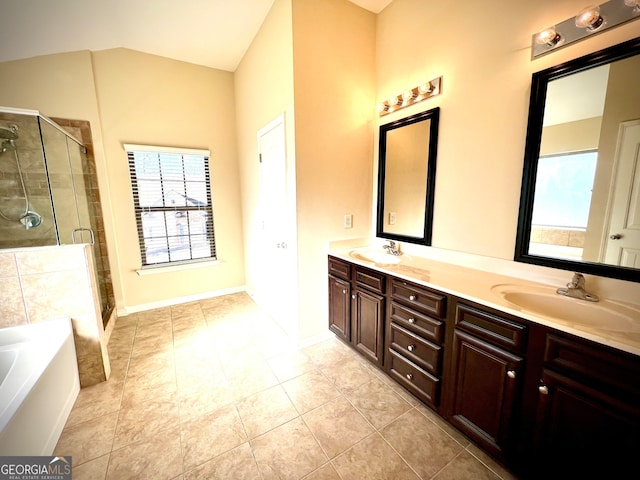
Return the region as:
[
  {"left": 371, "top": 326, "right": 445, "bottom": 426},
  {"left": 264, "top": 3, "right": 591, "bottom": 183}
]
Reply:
[
  {"left": 348, "top": 249, "right": 402, "bottom": 265},
  {"left": 492, "top": 284, "right": 640, "bottom": 333}
]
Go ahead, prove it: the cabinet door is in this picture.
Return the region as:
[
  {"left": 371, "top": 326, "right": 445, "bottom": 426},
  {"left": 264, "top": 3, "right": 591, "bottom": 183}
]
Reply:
[
  {"left": 530, "top": 368, "right": 639, "bottom": 479},
  {"left": 328, "top": 276, "right": 351, "bottom": 342},
  {"left": 449, "top": 329, "right": 524, "bottom": 459},
  {"left": 353, "top": 287, "right": 385, "bottom": 367}
]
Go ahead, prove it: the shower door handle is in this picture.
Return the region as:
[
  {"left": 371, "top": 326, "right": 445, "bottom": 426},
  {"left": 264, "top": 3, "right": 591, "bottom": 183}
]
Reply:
[{"left": 72, "top": 228, "right": 95, "bottom": 245}]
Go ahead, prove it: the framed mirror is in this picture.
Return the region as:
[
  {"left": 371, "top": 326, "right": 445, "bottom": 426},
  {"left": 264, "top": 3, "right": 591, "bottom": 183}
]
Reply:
[
  {"left": 377, "top": 107, "right": 440, "bottom": 245},
  {"left": 515, "top": 37, "right": 640, "bottom": 283}
]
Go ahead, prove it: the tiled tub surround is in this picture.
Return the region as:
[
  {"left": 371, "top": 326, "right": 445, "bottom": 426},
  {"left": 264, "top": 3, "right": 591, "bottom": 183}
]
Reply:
[
  {"left": 0, "top": 244, "right": 110, "bottom": 386},
  {"left": 54, "top": 293, "right": 516, "bottom": 480},
  {"left": 331, "top": 241, "right": 640, "bottom": 357}
]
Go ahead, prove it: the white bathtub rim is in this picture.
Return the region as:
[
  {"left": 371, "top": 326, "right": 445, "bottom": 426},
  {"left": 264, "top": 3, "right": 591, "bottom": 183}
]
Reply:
[{"left": 0, "top": 318, "right": 74, "bottom": 433}]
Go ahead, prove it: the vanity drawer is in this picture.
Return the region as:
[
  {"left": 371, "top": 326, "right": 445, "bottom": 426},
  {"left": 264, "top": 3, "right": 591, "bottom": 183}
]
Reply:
[
  {"left": 388, "top": 349, "right": 440, "bottom": 407},
  {"left": 354, "top": 265, "right": 385, "bottom": 294},
  {"left": 544, "top": 333, "right": 640, "bottom": 401},
  {"left": 388, "top": 301, "right": 444, "bottom": 344},
  {"left": 390, "top": 279, "right": 447, "bottom": 319},
  {"left": 328, "top": 256, "right": 350, "bottom": 280},
  {"left": 455, "top": 303, "right": 527, "bottom": 354},
  {"left": 389, "top": 322, "right": 442, "bottom": 375}
]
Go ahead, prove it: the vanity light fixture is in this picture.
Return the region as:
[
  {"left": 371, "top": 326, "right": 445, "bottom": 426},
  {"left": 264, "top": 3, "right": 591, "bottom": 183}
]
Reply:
[
  {"left": 377, "top": 76, "right": 442, "bottom": 116},
  {"left": 531, "top": 0, "right": 640, "bottom": 59}
]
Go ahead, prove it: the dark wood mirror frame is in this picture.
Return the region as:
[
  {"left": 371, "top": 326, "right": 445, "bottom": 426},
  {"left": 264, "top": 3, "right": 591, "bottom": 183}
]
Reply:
[
  {"left": 515, "top": 37, "right": 640, "bottom": 283},
  {"left": 376, "top": 107, "right": 440, "bottom": 246}
]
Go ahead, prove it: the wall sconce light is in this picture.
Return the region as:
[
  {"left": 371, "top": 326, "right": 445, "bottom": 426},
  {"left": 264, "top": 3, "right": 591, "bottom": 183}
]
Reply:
[
  {"left": 377, "top": 76, "right": 442, "bottom": 116},
  {"left": 531, "top": 0, "right": 640, "bottom": 59}
]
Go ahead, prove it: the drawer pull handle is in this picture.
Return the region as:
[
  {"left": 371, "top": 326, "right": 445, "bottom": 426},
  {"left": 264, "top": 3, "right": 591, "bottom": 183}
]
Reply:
[
  {"left": 409, "top": 295, "right": 417, "bottom": 301},
  {"left": 538, "top": 385, "right": 549, "bottom": 395},
  {"left": 407, "top": 344, "right": 416, "bottom": 352},
  {"left": 406, "top": 373, "right": 413, "bottom": 381},
  {"left": 408, "top": 317, "right": 415, "bottom": 324},
  {"left": 507, "top": 370, "right": 516, "bottom": 379}
]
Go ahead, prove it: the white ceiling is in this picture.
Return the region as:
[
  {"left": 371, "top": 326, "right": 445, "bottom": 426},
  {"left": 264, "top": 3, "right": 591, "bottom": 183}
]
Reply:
[{"left": 0, "top": 0, "right": 392, "bottom": 72}]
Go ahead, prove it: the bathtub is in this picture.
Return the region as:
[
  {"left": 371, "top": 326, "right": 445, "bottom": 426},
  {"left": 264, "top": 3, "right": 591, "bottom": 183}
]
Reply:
[{"left": 0, "top": 318, "right": 79, "bottom": 455}]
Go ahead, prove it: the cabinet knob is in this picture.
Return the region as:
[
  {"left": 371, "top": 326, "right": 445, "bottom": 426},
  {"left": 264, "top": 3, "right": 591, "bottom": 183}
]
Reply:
[
  {"left": 507, "top": 370, "right": 516, "bottom": 379},
  {"left": 352, "top": 294, "right": 356, "bottom": 299},
  {"left": 408, "top": 317, "right": 415, "bottom": 324},
  {"left": 538, "top": 385, "right": 549, "bottom": 395},
  {"left": 409, "top": 295, "right": 417, "bottom": 301},
  {"left": 610, "top": 233, "right": 622, "bottom": 240},
  {"left": 342, "top": 289, "right": 347, "bottom": 295},
  {"left": 406, "top": 373, "right": 413, "bottom": 381},
  {"left": 407, "top": 344, "right": 416, "bottom": 352}
]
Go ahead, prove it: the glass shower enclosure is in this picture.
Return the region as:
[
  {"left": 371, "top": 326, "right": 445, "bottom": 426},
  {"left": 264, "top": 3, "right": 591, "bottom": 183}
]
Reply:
[{"left": 0, "top": 107, "right": 113, "bottom": 324}]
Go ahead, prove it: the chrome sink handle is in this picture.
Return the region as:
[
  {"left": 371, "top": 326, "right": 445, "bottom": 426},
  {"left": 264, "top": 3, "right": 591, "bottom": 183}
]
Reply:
[
  {"left": 383, "top": 240, "right": 401, "bottom": 256},
  {"left": 557, "top": 272, "right": 599, "bottom": 302}
]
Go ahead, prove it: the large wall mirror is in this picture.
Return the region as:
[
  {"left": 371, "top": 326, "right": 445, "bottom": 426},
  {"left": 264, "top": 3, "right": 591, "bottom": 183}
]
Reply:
[
  {"left": 377, "top": 107, "right": 439, "bottom": 245},
  {"left": 515, "top": 37, "right": 640, "bottom": 283}
]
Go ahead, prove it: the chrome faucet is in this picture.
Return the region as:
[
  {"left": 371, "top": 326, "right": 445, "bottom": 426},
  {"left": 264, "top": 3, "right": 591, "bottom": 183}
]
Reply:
[
  {"left": 556, "top": 273, "right": 599, "bottom": 302},
  {"left": 383, "top": 240, "right": 401, "bottom": 256}
]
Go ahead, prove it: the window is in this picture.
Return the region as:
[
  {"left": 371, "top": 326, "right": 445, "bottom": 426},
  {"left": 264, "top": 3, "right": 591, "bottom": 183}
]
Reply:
[
  {"left": 532, "top": 151, "right": 598, "bottom": 229},
  {"left": 125, "top": 144, "right": 216, "bottom": 267}
]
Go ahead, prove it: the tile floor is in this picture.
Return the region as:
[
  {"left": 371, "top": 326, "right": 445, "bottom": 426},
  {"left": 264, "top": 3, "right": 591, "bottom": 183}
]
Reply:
[{"left": 54, "top": 292, "right": 519, "bottom": 480}]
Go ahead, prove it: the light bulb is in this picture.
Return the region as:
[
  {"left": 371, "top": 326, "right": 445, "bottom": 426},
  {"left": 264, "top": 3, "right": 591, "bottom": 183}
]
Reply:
[
  {"left": 624, "top": 0, "right": 640, "bottom": 10},
  {"left": 536, "top": 27, "right": 561, "bottom": 46},
  {"left": 402, "top": 90, "right": 416, "bottom": 103},
  {"left": 418, "top": 83, "right": 433, "bottom": 95},
  {"left": 377, "top": 103, "right": 389, "bottom": 113},
  {"left": 575, "top": 6, "right": 603, "bottom": 30},
  {"left": 388, "top": 96, "right": 400, "bottom": 106}
]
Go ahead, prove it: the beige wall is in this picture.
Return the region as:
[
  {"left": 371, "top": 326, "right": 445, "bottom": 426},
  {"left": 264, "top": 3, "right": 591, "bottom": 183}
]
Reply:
[
  {"left": 91, "top": 48, "right": 245, "bottom": 310},
  {"left": 1, "top": 0, "right": 639, "bottom": 338},
  {"left": 292, "top": 0, "right": 376, "bottom": 340},
  {"left": 235, "top": 0, "right": 296, "bottom": 304},
  {"left": 0, "top": 48, "right": 246, "bottom": 312},
  {"left": 375, "top": 0, "right": 639, "bottom": 263},
  {"left": 540, "top": 117, "right": 601, "bottom": 156},
  {"left": 0, "top": 51, "right": 122, "bottom": 306}
]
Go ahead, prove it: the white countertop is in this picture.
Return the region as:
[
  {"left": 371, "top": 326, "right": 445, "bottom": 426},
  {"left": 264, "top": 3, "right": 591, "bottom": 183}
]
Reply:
[{"left": 329, "top": 244, "right": 640, "bottom": 357}]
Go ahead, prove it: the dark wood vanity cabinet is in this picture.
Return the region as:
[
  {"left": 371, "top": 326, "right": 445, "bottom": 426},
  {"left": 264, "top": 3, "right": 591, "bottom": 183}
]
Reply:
[
  {"left": 327, "top": 256, "right": 385, "bottom": 367},
  {"left": 386, "top": 278, "right": 448, "bottom": 410},
  {"left": 447, "top": 302, "right": 527, "bottom": 461},
  {"left": 520, "top": 332, "right": 640, "bottom": 479},
  {"left": 328, "top": 257, "right": 351, "bottom": 342},
  {"left": 327, "top": 255, "right": 640, "bottom": 477}
]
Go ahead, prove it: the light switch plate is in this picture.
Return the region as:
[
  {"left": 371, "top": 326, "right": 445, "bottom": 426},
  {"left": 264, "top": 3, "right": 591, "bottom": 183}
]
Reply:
[{"left": 344, "top": 214, "right": 353, "bottom": 229}]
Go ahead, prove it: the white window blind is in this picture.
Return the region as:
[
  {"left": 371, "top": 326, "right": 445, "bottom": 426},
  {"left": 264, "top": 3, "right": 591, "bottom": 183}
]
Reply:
[{"left": 124, "top": 144, "right": 216, "bottom": 267}]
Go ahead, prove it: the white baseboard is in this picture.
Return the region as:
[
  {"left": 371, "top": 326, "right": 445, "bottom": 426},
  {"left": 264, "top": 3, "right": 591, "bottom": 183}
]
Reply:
[{"left": 116, "top": 285, "right": 247, "bottom": 316}]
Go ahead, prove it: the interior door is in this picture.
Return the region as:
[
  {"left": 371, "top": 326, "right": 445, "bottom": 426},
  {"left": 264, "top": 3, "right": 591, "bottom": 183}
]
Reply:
[
  {"left": 603, "top": 120, "right": 640, "bottom": 267},
  {"left": 256, "top": 115, "right": 297, "bottom": 337}
]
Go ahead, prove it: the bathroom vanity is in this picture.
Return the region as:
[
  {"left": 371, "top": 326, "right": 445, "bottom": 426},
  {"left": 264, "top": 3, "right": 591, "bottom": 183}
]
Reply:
[{"left": 327, "top": 248, "right": 640, "bottom": 479}]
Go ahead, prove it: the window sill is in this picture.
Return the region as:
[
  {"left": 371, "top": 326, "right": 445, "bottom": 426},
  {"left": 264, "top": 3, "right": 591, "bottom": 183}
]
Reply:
[{"left": 136, "top": 260, "right": 221, "bottom": 276}]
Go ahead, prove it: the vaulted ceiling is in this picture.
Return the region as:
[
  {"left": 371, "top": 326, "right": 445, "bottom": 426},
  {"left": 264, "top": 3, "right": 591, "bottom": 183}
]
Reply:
[{"left": 0, "top": 0, "right": 392, "bottom": 72}]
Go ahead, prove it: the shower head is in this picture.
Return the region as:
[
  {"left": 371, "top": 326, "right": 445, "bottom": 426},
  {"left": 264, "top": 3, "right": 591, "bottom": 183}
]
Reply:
[
  {"left": 20, "top": 210, "right": 42, "bottom": 229},
  {"left": 0, "top": 125, "right": 18, "bottom": 140},
  {"left": 1, "top": 139, "right": 16, "bottom": 153}
]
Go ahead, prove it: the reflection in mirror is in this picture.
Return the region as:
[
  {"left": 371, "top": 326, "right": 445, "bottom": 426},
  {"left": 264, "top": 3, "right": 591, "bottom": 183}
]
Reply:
[
  {"left": 515, "top": 37, "right": 640, "bottom": 283},
  {"left": 377, "top": 107, "right": 439, "bottom": 245}
]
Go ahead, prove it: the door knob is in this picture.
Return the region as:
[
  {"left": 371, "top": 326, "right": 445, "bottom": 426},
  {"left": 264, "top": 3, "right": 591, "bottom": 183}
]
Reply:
[{"left": 610, "top": 233, "right": 622, "bottom": 240}]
